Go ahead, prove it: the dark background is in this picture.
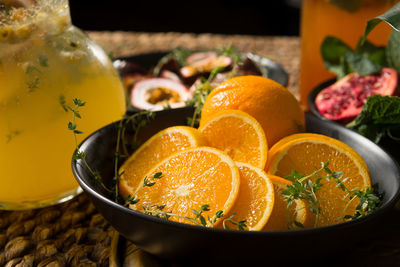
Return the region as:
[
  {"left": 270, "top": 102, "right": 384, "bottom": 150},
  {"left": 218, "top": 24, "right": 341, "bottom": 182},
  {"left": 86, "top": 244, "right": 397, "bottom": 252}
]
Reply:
[{"left": 69, "top": 0, "right": 301, "bottom": 36}]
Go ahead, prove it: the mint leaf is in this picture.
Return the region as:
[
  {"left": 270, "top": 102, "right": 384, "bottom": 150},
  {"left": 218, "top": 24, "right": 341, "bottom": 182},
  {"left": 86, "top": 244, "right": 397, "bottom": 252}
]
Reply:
[
  {"left": 361, "top": 2, "right": 400, "bottom": 45},
  {"left": 355, "top": 40, "right": 387, "bottom": 66},
  {"left": 348, "top": 95, "right": 400, "bottom": 143},
  {"left": 345, "top": 51, "right": 382, "bottom": 76},
  {"left": 321, "top": 37, "right": 385, "bottom": 77},
  {"left": 321, "top": 36, "right": 352, "bottom": 78}
]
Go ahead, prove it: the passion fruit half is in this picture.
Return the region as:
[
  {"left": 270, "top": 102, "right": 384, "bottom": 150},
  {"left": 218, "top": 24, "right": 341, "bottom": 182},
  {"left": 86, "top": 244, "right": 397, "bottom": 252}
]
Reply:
[{"left": 131, "top": 78, "right": 192, "bottom": 111}]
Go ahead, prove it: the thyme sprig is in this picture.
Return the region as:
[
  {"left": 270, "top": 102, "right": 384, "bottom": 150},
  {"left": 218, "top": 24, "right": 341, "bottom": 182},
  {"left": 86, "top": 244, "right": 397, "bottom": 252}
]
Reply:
[
  {"left": 66, "top": 98, "right": 110, "bottom": 193},
  {"left": 281, "top": 162, "right": 381, "bottom": 228},
  {"left": 222, "top": 213, "right": 247, "bottom": 230},
  {"left": 124, "top": 172, "right": 163, "bottom": 206},
  {"left": 282, "top": 165, "right": 326, "bottom": 227},
  {"left": 112, "top": 110, "right": 155, "bottom": 201},
  {"left": 217, "top": 44, "right": 243, "bottom": 79},
  {"left": 65, "top": 98, "right": 154, "bottom": 198},
  {"left": 186, "top": 66, "right": 225, "bottom": 127},
  {"left": 323, "top": 166, "right": 382, "bottom": 221},
  {"left": 143, "top": 204, "right": 246, "bottom": 230}
]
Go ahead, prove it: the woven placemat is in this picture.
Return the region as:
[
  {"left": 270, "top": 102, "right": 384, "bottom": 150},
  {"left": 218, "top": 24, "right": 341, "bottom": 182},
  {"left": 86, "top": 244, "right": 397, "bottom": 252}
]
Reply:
[{"left": 0, "top": 194, "right": 111, "bottom": 266}]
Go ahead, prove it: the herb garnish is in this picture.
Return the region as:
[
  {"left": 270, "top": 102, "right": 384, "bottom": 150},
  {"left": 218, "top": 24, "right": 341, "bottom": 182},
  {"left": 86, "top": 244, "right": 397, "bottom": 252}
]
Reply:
[
  {"left": 6, "top": 130, "right": 21, "bottom": 143},
  {"left": 281, "top": 162, "right": 381, "bottom": 228},
  {"left": 24, "top": 55, "right": 49, "bottom": 91},
  {"left": 222, "top": 212, "right": 247, "bottom": 230},
  {"left": 124, "top": 172, "right": 163, "bottom": 206},
  {"left": 186, "top": 66, "right": 224, "bottom": 127},
  {"left": 112, "top": 110, "right": 155, "bottom": 201},
  {"left": 65, "top": 98, "right": 156, "bottom": 200},
  {"left": 143, "top": 203, "right": 246, "bottom": 230},
  {"left": 320, "top": 36, "right": 386, "bottom": 78},
  {"left": 65, "top": 98, "right": 108, "bottom": 192},
  {"left": 347, "top": 95, "right": 400, "bottom": 143}
]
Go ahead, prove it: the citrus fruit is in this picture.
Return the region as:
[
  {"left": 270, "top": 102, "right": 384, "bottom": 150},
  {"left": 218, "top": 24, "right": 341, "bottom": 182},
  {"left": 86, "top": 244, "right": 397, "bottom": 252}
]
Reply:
[
  {"left": 267, "top": 133, "right": 371, "bottom": 226},
  {"left": 262, "top": 175, "right": 309, "bottom": 231},
  {"left": 131, "top": 147, "right": 240, "bottom": 226},
  {"left": 266, "top": 133, "right": 369, "bottom": 172},
  {"left": 217, "top": 162, "right": 274, "bottom": 231},
  {"left": 199, "top": 110, "right": 268, "bottom": 169},
  {"left": 200, "top": 75, "right": 305, "bottom": 146},
  {"left": 118, "top": 126, "right": 207, "bottom": 198}
]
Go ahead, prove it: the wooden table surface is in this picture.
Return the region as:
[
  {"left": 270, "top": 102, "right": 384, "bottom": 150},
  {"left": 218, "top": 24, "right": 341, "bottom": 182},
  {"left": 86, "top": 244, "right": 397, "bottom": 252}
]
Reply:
[{"left": 1, "top": 31, "right": 400, "bottom": 267}]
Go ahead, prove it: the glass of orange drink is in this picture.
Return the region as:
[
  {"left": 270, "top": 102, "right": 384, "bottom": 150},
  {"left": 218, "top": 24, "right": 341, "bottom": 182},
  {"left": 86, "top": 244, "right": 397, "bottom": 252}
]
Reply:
[
  {"left": 299, "top": 0, "right": 399, "bottom": 109},
  {"left": 0, "top": 0, "right": 126, "bottom": 209}
]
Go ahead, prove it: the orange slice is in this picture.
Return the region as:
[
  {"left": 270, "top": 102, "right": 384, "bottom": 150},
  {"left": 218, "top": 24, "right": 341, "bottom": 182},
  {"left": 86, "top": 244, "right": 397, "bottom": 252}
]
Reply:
[
  {"left": 199, "top": 110, "right": 268, "bottom": 169},
  {"left": 266, "top": 133, "right": 368, "bottom": 171},
  {"left": 267, "top": 133, "right": 371, "bottom": 227},
  {"left": 262, "top": 175, "right": 309, "bottom": 231},
  {"left": 132, "top": 147, "right": 240, "bottom": 226},
  {"left": 118, "top": 126, "right": 207, "bottom": 198},
  {"left": 217, "top": 162, "right": 274, "bottom": 231}
]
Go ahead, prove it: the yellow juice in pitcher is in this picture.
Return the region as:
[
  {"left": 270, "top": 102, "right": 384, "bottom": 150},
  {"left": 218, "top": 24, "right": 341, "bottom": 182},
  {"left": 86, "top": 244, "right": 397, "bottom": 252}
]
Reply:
[{"left": 0, "top": 1, "right": 126, "bottom": 209}]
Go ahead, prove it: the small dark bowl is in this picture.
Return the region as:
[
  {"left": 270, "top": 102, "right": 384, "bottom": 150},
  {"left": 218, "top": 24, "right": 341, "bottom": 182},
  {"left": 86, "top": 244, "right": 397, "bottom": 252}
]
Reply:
[
  {"left": 307, "top": 78, "right": 336, "bottom": 122},
  {"left": 72, "top": 108, "right": 400, "bottom": 265}
]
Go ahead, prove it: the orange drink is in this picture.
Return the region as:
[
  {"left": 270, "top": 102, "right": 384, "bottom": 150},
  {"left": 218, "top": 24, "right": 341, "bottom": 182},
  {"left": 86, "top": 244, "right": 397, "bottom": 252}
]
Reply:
[{"left": 299, "top": 0, "right": 398, "bottom": 109}]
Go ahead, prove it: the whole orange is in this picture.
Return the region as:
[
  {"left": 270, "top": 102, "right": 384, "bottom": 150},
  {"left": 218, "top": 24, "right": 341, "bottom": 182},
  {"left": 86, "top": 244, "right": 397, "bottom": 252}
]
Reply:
[{"left": 200, "top": 75, "right": 305, "bottom": 146}]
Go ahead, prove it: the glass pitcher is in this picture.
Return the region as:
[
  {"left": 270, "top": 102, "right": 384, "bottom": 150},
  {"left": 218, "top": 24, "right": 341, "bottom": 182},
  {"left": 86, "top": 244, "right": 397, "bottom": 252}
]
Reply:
[{"left": 0, "top": 0, "right": 126, "bottom": 209}]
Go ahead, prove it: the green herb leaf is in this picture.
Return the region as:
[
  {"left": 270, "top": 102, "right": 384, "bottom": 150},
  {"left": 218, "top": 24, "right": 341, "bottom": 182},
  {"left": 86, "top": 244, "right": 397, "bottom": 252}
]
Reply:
[
  {"left": 59, "top": 95, "right": 68, "bottom": 112},
  {"left": 387, "top": 30, "right": 400, "bottom": 74},
  {"left": 347, "top": 95, "right": 400, "bottom": 143},
  {"left": 282, "top": 161, "right": 381, "bottom": 228},
  {"left": 26, "top": 65, "right": 41, "bottom": 74},
  {"left": 345, "top": 50, "right": 382, "bottom": 76},
  {"left": 355, "top": 40, "right": 387, "bottom": 67},
  {"left": 321, "top": 36, "right": 352, "bottom": 78},
  {"left": 39, "top": 55, "right": 49, "bottom": 67},
  {"left": 321, "top": 36, "right": 386, "bottom": 77},
  {"left": 361, "top": 2, "right": 400, "bottom": 45},
  {"left": 68, "top": 122, "right": 76, "bottom": 130}
]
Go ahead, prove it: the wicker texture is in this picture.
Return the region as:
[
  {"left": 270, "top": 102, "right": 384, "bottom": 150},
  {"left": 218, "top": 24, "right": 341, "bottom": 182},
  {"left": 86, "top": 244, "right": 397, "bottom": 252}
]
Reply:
[{"left": 0, "top": 194, "right": 111, "bottom": 266}]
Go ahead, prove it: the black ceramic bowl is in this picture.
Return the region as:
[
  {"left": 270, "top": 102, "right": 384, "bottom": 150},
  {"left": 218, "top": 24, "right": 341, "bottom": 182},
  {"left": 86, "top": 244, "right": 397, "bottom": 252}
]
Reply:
[
  {"left": 72, "top": 108, "right": 400, "bottom": 265},
  {"left": 307, "top": 78, "right": 336, "bottom": 122}
]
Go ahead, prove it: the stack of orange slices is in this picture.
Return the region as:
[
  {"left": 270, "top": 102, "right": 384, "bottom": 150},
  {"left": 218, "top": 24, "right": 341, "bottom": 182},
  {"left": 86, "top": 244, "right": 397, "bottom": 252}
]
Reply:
[{"left": 118, "top": 75, "right": 373, "bottom": 231}]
